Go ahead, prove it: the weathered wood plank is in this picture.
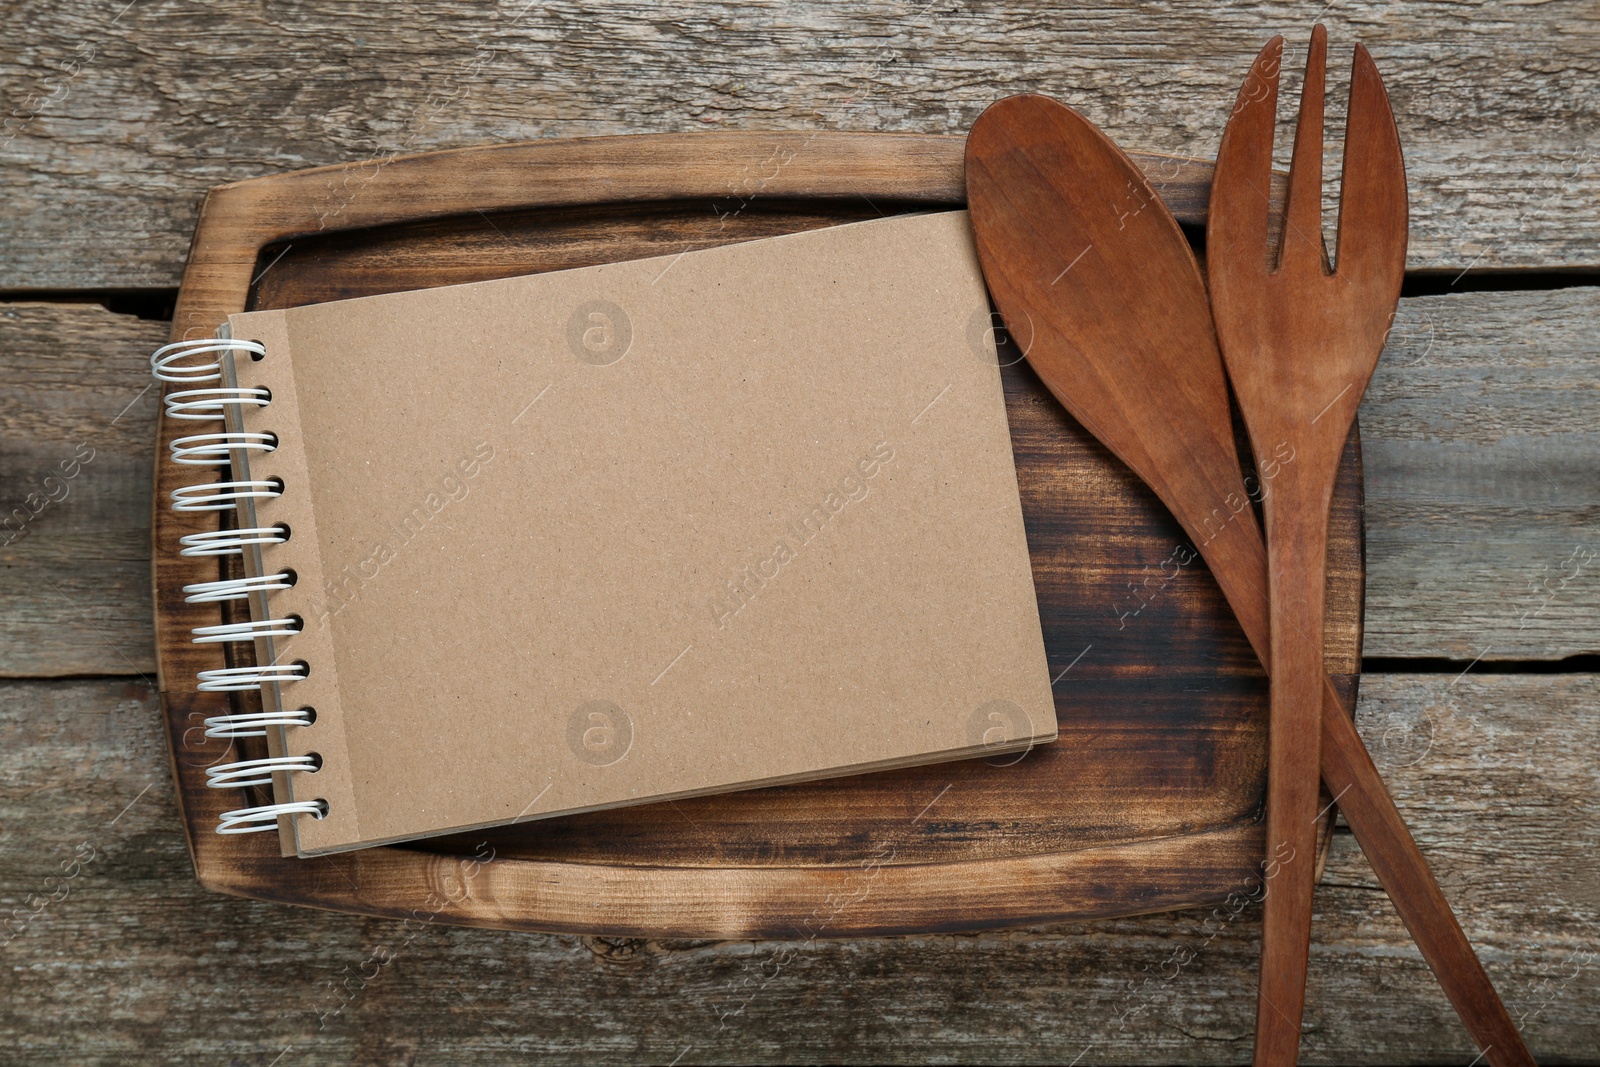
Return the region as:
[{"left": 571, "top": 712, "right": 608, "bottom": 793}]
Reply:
[
  {"left": 1362, "top": 287, "right": 1600, "bottom": 660},
  {"left": 5, "top": 285, "right": 1595, "bottom": 675},
  {"left": 1, "top": 673, "right": 1593, "bottom": 1062},
  {"left": 0, "top": 0, "right": 1595, "bottom": 288},
  {"left": 0, "top": 304, "right": 163, "bottom": 676}
]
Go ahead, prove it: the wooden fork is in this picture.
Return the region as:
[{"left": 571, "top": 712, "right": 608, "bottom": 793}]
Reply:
[{"left": 1209, "top": 26, "right": 1410, "bottom": 1062}]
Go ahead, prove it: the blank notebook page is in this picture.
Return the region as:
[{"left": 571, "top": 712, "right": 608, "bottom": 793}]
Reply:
[{"left": 226, "top": 210, "right": 1056, "bottom": 856}]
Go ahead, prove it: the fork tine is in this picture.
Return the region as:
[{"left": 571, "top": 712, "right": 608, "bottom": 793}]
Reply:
[
  {"left": 1211, "top": 35, "right": 1284, "bottom": 269},
  {"left": 1280, "top": 25, "right": 1328, "bottom": 274},
  {"left": 1334, "top": 43, "right": 1409, "bottom": 293}
]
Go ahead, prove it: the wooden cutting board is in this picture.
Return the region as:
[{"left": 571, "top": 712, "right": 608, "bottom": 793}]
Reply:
[{"left": 155, "top": 132, "right": 1362, "bottom": 938}]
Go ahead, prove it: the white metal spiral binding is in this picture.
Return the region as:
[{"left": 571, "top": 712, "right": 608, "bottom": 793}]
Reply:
[
  {"left": 171, "top": 479, "right": 282, "bottom": 512},
  {"left": 195, "top": 662, "right": 307, "bottom": 692},
  {"left": 206, "top": 754, "right": 320, "bottom": 789},
  {"left": 191, "top": 616, "right": 303, "bottom": 644},
  {"left": 171, "top": 431, "right": 278, "bottom": 466},
  {"left": 217, "top": 800, "right": 328, "bottom": 834},
  {"left": 164, "top": 386, "right": 272, "bottom": 421},
  {"left": 183, "top": 572, "right": 295, "bottom": 603},
  {"left": 204, "top": 708, "right": 315, "bottom": 739},
  {"left": 158, "top": 335, "right": 328, "bottom": 834},
  {"left": 178, "top": 526, "right": 289, "bottom": 557},
  {"left": 150, "top": 338, "right": 266, "bottom": 383}
]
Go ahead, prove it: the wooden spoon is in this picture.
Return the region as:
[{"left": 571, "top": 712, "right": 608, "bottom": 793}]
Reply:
[{"left": 966, "top": 92, "right": 1532, "bottom": 1065}]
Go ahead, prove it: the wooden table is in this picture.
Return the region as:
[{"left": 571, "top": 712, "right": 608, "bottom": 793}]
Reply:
[{"left": 2, "top": 2, "right": 1595, "bottom": 1061}]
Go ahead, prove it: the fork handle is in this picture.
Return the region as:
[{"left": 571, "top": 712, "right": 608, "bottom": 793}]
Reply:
[
  {"left": 1204, "top": 470, "right": 1533, "bottom": 1062},
  {"left": 1320, "top": 700, "right": 1537, "bottom": 1066},
  {"left": 1248, "top": 504, "right": 1533, "bottom": 1063},
  {"left": 1255, "top": 495, "right": 1330, "bottom": 1066}
]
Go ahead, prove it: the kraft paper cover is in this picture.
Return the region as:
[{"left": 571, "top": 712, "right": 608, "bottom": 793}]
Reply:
[{"left": 228, "top": 210, "right": 1056, "bottom": 856}]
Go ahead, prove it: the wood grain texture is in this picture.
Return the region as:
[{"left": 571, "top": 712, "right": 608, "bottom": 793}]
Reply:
[
  {"left": 1, "top": 0, "right": 1596, "bottom": 288},
  {"left": 143, "top": 138, "right": 1361, "bottom": 935},
  {"left": 1362, "top": 286, "right": 1600, "bottom": 661},
  {"left": 971, "top": 83, "right": 1528, "bottom": 1064},
  {"left": 1207, "top": 32, "right": 1414, "bottom": 1061},
  {"left": 2, "top": 674, "right": 1593, "bottom": 1063},
  {"left": 0, "top": 303, "right": 163, "bottom": 677},
  {"left": 0, "top": 0, "right": 1590, "bottom": 1058},
  {"left": 5, "top": 285, "right": 1595, "bottom": 673}
]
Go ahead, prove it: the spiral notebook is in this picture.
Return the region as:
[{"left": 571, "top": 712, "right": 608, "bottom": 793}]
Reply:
[{"left": 156, "top": 211, "right": 1056, "bottom": 857}]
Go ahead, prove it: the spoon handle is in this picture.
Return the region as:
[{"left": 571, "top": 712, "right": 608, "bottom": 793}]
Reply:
[
  {"left": 1204, "top": 449, "right": 1531, "bottom": 1063},
  {"left": 1320, "top": 698, "right": 1536, "bottom": 1065}
]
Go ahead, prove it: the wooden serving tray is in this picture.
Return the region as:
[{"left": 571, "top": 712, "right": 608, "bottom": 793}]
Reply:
[{"left": 155, "top": 132, "right": 1362, "bottom": 938}]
